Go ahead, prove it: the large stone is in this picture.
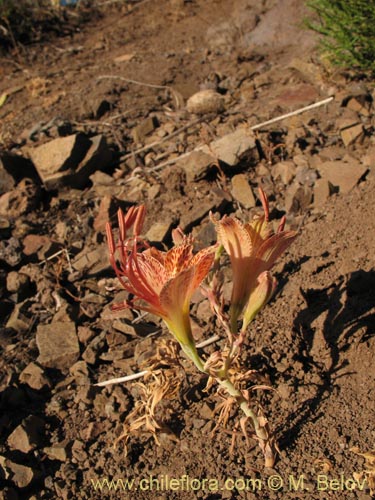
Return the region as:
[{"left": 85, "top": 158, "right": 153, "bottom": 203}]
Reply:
[
  {"left": 36, "top": 321, "right": 80, "bottom": 371},
  {"left": 231, "top": 174, "right": 255, "bottom": 208},
  {"left": 72, "top": 245, "right": 111, "bottom": 275},
  {"left": 199, "top": 127, "right": 256, "bottom": 166},
  {"left": 317, "top": 159, "right": 368, "bottom": 194},
  {"left": 340, "top": 123, "right": 364, "bottom": 147},
  {"left": 146, "top": 221, "right": 172, "bottom": 242},
  {"left": 28, "top": 134, "right": 112, "bottom": 190},
  {"left": 7, "top": 416, "right": 44, "bottom": 453},
  {"left": 179, "top": 150, "right": 216, "bottom": 183},
  {"left": 71, "top": 135, "right": 112, "bottom": 188},
  {"left": 3, "top": 460, "right": 36, "bottom": 488},
  {"left": 29, "top": 134, "right": 90, "bottom": 180}
]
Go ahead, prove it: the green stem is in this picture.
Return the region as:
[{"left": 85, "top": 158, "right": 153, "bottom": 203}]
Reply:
[{"left": 179, "top": 342, "right": 206, "bottom": 372}]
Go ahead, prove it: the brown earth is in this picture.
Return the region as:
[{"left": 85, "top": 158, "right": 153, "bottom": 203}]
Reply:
[{"left": 1, "top": 1, "right": 375, "bottom": 499}]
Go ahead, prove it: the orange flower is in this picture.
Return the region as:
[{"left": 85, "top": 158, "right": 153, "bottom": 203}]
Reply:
[
  {"left": 212, "top": 188, "right": 297, "bottom": 331},
  {"left": 106, "top": 206, "right": 216, "bottom": 367}
]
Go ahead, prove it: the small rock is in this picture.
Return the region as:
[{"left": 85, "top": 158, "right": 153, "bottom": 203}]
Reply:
[
  {"left": 0, "top": 179, "right": 40, "bottom": 218},
  {"left": 71, "top": 439, "right": 88, "bottom": 462},
  {"left": 43, "top": 443, "right": 68, "bottom": 462},
  {"left": 6, "top": 271, "right": 30, "bottom": 294},
  {"left": 147, "top": 183, "right": 160, "bottom": 200},
  {"left": 231, "top": 174, "right": 255, "bottom": 208},
  {"left": 272, "top": 161, "right": 296, "bottom": 185},
  {"left": 93, "top": 99, "right": 112, "bottom": 119},
  {"left": 0, "top": 163, "right": 16, "bottom": 195},
  {"left": 340, "top": 123, "right": 364, "bottom": 147},
  {"left": 112, "top": 319, "right": 138, "bottom": 336},
  {"left": 285, "top": 183, "right": 312, "bottom": 213},
  {"left": 199, "top": 127, "right": 256, "bottom": 166},
  {"left": 93, "top": 195, "right": 114, "bottom": 234},
  {"left": 82, "top": 331, "right": 106, "bottom": 365},
  {"left": 317, "top": 159, "right": 368, "bottom": 194},
  {"left": 346, "top": 96, "right": 370, "bottom": 116},
  {"left": 28, "top": 134, "right": 112, "bottom": 190},
  {"left": 5, "top": 302, "right": 33, "bottom": 333},
  {"left": 294, "top": 165, "right": 318, "bottom": 186},
  {"left": 28, "top": 134, "right": 91, "bottom": 187},
  {"left": 313, "top": 178, "right": 331, "bottom": 208},
  {"left": 69, "top": 361, "right": 89, "bottom": 385},
  {"left": 72, "top": 245, "right": 111, "bottom": 275},
  {"left": 362, "top": 145, "right": 375, "bottom": 168},
  {"left": 5, "top": 461, "right": 36, "bottom": 488},
  {"left": 0, "top": 153, "right": 38, "bottom": 195},
  {"left": 179, "top": 150, "right": 216, "bottom": 183},
  {"left": 132, "top": 117, "right": 158, "bottom": 143},
  {"left": 77, "top": 326, "right": 96, "bottom": 345},
  {"left": 22, "top": 234, "right": 51, "bottom": 257},
  {"left": 186, "top": 89, "right": 224, "bottom": 115},
  {"left": 19, "top": 362, "right": 51, "bottom": 390},
  {"left": 36, "top": 322, "right": 80, "bottom": 371},
  {"left": 7, "top": 416, "right": 44, "bottom": 453},
  {"left": 89, "top": 170, "right": 114, "bottom": 187},
  {"left": 0, "top": 237, "right": 22, "bottom": 267},
  {"left": 146, "top": 221, "right": 172, "bottom": 243}
]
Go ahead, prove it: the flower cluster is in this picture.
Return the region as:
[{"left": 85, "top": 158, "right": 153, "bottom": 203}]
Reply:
[{"left": 106, "top": 188, "right": 297, "bottom": 466}]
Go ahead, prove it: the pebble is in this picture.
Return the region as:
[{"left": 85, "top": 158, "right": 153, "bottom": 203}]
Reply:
[
  {"left": 7, "top": 416, "right": 44, "bottom": 453},
  {"left": 19, "top": 362, "right": 51, "bottom": 390},
  {"left": 231, "top": 174, "right": 256, "bottom": 208},
  {"left": 36, "top": 321, "right": 80, "bottom": 371},
  {"left": 186, "top": 89, "right": 224, "bottom": 115}
]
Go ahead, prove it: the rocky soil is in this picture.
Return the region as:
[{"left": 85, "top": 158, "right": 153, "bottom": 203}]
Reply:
[{"left": 0, "top": 0, "right": 375, "bottom": 499}]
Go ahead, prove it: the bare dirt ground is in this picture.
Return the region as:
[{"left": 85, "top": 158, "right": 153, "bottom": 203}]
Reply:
[{"left": 1, "top": 1, "right": 375, "bottom": 499}]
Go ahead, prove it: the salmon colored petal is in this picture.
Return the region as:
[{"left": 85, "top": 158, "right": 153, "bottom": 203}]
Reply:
[
  {"left": 159, "top": 267, "right": 196, "bottom": 314},
  {"left": 215, "top": 217, "right": 252, "bottom": 259},
  {"left": 256, "top": 231, "right": 297, "bottom": 271},
  {"left": 159, "top": 267, "right": 197, "bottom": 345},
  {"left": 190, "top": 246, "right": 216, "bottom": 289},
  {"left": 136, "top": 253, "right": 167, "bottom": 295},
  {"left": 144, "top": 246, "right": 165, "bottom": 265},
  {"left": 165, "top": 244, "right": 194, "bottom": 277}
]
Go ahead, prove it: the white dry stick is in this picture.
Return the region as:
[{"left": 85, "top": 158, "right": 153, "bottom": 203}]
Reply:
[
  {"left": 145, "top": 96, "right": 334, "bottom": 172},
  {"left": 250, "top": 96, "right": 334, "bottom": 131},
  {"left": 39, "top": 248, "right": 73, "bottom": 274},
  {"left": 95, "top": 370, "right": 149, "bottom": 387},
  {"left": 94, "top": 335, "right": 221, "bottom": 387}
]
